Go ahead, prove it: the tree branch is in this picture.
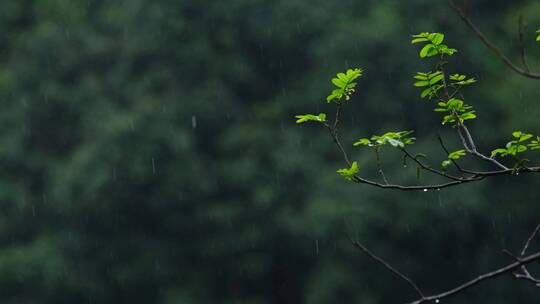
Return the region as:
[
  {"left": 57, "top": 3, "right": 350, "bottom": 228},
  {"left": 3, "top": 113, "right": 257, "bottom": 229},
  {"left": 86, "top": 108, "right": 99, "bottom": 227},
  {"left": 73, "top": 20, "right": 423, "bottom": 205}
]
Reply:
[
  {"left": 437, "top": 134, "right": 465, "bottom": 173},
  {"left": 407, "top": 250, "right": 540, "bottom": 304},
  {"left": 512, "top": 223, "right": 540, "bottom": 287},
  {"left": 449, "top": 0, "right": 540, "bottom": 79},
  {"left": 349, "top": 230, "right": 540, "bottom": 304},
  {"left": 326, "top": 115, "right": 540, "bottom": 191},
  {"left": 521, "top": 223, "right": 540, "bottom": 256},
  {"left": 349, "top": 238, "right": 424, "bottom": 298}
]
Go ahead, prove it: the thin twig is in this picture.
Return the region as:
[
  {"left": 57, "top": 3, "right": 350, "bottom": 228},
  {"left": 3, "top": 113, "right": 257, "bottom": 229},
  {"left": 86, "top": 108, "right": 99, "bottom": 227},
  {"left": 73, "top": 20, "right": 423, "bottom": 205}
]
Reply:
[
  {"left": 514, "top": 269, "right": 540, "bottom": 286},
  {"left": 456, "top": 122, "right": 508, "bottom": 170},
  {"left": 327, "top": 103, "right": 352, "bottom": 166},
  {"left": 449, "top": 0, "right": 540, "bottom": 79},
  {"left": 457, "top": 121, "right": 477, "bottom": 153},
  {"left": 520, "top": 223, "right": 540, "bottom": 256},
  {"left": 401, "top": 147, "right": 464, "bottom": 181},
  {"left": 437, "top": 134, "right": 465, "bottom": 173},
  {"left": 512, "top": 223, "right": 540, "bottom": 287},
  {"left": 457, "top": 127, "right": 472, "bottom": 152},
  {"left": 351, "top": 176, "right": 471, "bottom": 191},
  {"left": 374, "top": 148, "right": 390, "bottom": 184},
  {"left": 407, "top": 250, "right": 540, "bottom": 304},
  {"left": 349, "top": 238, "right": 425, "bottom": 298}
]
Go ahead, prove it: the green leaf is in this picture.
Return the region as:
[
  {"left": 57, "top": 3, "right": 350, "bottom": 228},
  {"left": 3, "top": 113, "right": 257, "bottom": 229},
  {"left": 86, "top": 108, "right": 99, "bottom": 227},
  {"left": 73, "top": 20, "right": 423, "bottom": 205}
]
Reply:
[
  {"left": 337, "top": 161, "right": 359, "bottom": 181},
  {"left": 353, "top": 138, "right": 372, "bottom": 146},
  {"left": 520, "top": 134, "right": 533, "bottom": 142},
  {"left": 414, "top": 80, "right": 430, "bottom": 87},
  {"left": 420, "top": 88, "right": 432, "bottom": 98},
  {"left": 411, "top": 32, "right": 431, "bottom": 44},
  {"left": 419, "top": 44, "right": 437, "bottom": 58},
  {"left": 336, "top": 72, "right": 348, "bottom": 82},
  {"left": 460, "top": 111, "right": 476, "bottom": 121},
  {"left": 447, "top": 98, "right": 464, "bottom": 109},
  {"left": 511, "top": 131, "right": 533, "bottom": 142},
  {"left": 430, "top": 33, "right": 444, "bottom": 45},
  {"left": 438, "top": 45, "right": 457, "bottom": 56},
  {"left": 449, "top": 74, "right": 466, "bottom": 81},
  {"left": 368, "top": 131, "right": 415, "bottom": 147},
  {"left": 448, "top": 149, "right": 466, "bottom": 160},
  {"left": 327, "top": 68, "right": 363, "bottom": 103},
  {"left": 411, "top": 37, "right": 429, "bottom": 44},
  {"left": 412, "top": 32, "right": 457, "bottom": 58},
  {"left": 442, "top": 114, "right": 455, "bottom": 125},
  {"left": 429, "top": 73, "right": 444, "bottom": 85},
  {"left": 441, "top": 159, "right": 452, "bottom": 169},
  {"left": 536, "top": 29, "right": 540, "bottom": 42},
  {"left": 528, "top": 136, "right": 540, "bottom": 150},
  {"left": 388, "top": 138, "right": 404, "bottom": 148},
  {"left": 449, "top": 73, "right": 476, "bottom": 86},
  {"left": 491, "top": 148, "right": 508, "bottom": 158},
  {"left": 295, "top": 113, "right": 327, "bottom": 123},
  {"left": 331, "top": 78, "right": 346, "bottom": 88},
  {"left": 512, "top": 131, "right": 522, "bottom": 138}
]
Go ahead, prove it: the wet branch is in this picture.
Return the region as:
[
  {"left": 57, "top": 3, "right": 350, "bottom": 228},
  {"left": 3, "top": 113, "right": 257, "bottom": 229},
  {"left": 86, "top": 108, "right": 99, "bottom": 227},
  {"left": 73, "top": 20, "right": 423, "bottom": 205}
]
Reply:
[
  {"left": 348, "top": 226, "right": 540, "bottom": 304},
  {"left": 407, "top": 250, "right": 540, "bottom": 304},
  {"left": 319, "top": 3, "right": 540, "bottom": 191},
  {"left": 324, "top": 104, "right": 539, "bottom": 192},
  {"left": 449, "top": 0, "right": 540, "bottom": 79},
  {"left": 349, "top": 238, "right": 424, "bottom": 298},
  {"left": 512, "top": 223, "right": 540, "bottom": 286}
]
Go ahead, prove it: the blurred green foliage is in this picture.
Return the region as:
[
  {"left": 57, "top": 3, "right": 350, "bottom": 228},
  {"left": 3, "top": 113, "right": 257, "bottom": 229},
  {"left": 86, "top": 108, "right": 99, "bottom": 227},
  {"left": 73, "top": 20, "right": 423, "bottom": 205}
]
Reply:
[{"left": 0, "top": 0, "right": 539, "bottom": 303}]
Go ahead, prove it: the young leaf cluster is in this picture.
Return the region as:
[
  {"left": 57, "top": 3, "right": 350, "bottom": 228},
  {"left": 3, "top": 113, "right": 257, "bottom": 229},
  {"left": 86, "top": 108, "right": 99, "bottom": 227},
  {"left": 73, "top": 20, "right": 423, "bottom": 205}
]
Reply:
[
  {"left": 411, "top": 32, "right": 457, "bottom": 58},
  {"left": 326, "top": 68, "right": 363, "bottom": 103},
  {"left": 491, "top": 131, "right": 539, "bottom": 158},
  {"left": 414, "top": 71, "right": 444, "bottom": 99},
  {"left": 337, "top": 161, "right": 358, "bottom": 181},
  {"left": 294, "top": 68, "right": 363, "bottom": 180},
  {"left": 295, "top": 29, "right": 540, "bottom": 189},
  {"left": 435, "top": 98, "right": 477, "bottom": 125},
  {"left": 411, "top": 33, "right": 477, "bottom": 126},
  {"left": 295, "top": 113, "right": 327, "bottom": 124},
  {"left": 441, "top": 149, "right": 466, "bottom": 170},
  {"left": 449, "top": 74, "right": 477, "bottom": 86},
  {"left": 529, "top": 136, "right": 540, "bottom": 150},
  {"left": 353, "top": 131, "right": 415, "bottom": 149}
]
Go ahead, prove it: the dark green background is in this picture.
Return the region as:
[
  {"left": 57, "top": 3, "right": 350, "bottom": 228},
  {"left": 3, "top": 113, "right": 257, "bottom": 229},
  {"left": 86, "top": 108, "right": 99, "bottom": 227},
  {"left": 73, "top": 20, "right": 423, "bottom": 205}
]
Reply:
[{"left": 0, "top": 0, "right": 539, "bottom": 303}]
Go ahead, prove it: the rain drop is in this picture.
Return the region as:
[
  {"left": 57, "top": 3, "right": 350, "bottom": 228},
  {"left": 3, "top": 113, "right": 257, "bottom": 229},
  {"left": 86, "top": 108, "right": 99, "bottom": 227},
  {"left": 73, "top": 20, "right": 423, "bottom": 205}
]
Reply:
[
  {"left": 191, "top": 115, "right": 197, "bottom": 129},
  {"left": 423, "top": 188, "right": 428, "bottom": 192}
]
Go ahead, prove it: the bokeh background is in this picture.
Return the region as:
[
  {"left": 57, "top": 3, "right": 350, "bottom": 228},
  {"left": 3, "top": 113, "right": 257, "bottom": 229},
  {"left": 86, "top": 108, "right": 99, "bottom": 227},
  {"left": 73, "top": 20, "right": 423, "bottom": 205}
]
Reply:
[{"left": 0, "top": 0, "right": 539, "bottom": 303}]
